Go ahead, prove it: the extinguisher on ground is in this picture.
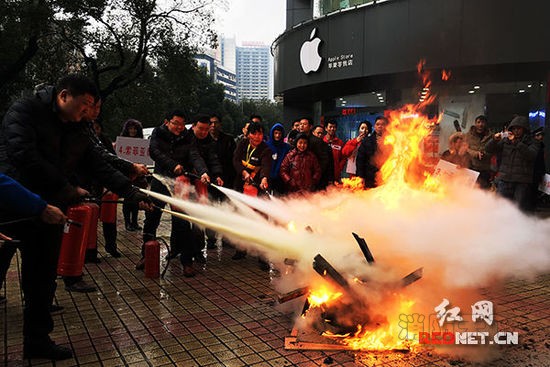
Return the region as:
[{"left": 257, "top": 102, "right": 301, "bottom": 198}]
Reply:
[{"left": 144, "top": 237, "right": 170, "bottom": 279}]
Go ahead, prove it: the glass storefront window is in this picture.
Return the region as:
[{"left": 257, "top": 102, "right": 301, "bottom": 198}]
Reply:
[{"left": 315, "top": 0, "right": 377, "bottom": 17}]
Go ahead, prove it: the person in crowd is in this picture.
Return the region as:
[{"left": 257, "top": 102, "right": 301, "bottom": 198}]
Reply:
[
  {"left": 280, "top": 133, "right": 321, "bottom": 194},
  {"left": 266, "top": 123, "right": 291, "bottom": 195},
  {"left": 0, "top": 74, "right": 150, "bottom": 360},
  {"left": 84, "top": 101, "right": 149, "bottom": 260},
  {"left": 356, "top": 116, "right": 389, "bottom": 188},
  {"left": 465, "top": 115, "right": 493, "bottom": 189},
  {"left": 323, "top": 120, "right": 345, "bottom": 182},
  {"left": 235, "top": 121, "right": 250, "bottom": 146},
  {"left": 0, "top": 174, "right": 66, "bottom": 305},
  {"left": 531, "top": 127, "right": 546, "bottom": 209},
  {"left": 485, "top": 116, "right": 541, "bottom": 212},
  {"left": 441, "top": 132, "right": 472, "bottom": 168},
  {"left": 285, "top": 119, "right": 301, "bottom": 143},
  {"left": 189, "top": 114, "right": 224, "bottom": 261},
  {"left": 298, "top": 118, "right": 331, "bottom": 190},
  {"left": 138, "top": 110, "right": 208, "bottom": 277},
  {"left": 312, "top": 125, "right": 325, "bottom": 139},
  {"left": 342, "top": 121, "right": 372, "bottom": 178},
  {"left": 120, "top": 119, "right": 144, "bottom": 231},
  {"left": 207, "top": 114, "right": 236, "bottom": 248},
  {"left": 232, "top": 122, "right": 272, "bottom": 260},
  {"left": 287, "top": 129, "right": 299, "bottom": 147}
]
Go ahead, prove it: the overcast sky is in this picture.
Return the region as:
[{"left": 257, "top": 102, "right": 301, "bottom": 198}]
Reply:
[{"left": 215, "top": 0, "right": 286, "bottom": 45}]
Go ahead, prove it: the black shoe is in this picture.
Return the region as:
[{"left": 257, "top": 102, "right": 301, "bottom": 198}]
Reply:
[
  {"left": 232, "top": 250, "right": 246, "bottom": 260},
  {"left": 132, "top": 223, "right": 142, "bottom": 231},
  {"left": 0, "top": 295, "right": 6, "bottom": 304},
  {"left": 258, "top": 259, "right": 270, "bottom": 271},
  {"left": 135, "top": 258, "right": 145, "bottom": 271},
  {"left": 49, "top": 304, "right": 64, "bottom": 315},
  {"left": 206, "top": 239, "right": 217, "bottom": 249},
  {"left": 125, "top": 224, "right": 135, "bottom": 231},
  {"left": 64, "top": 280, "right": 96, "bottom": 293},
  {"left": 23, "top": 340, "right": 73, "bottom": 360},
  {"left": 106, "top": 247, "right": 121, "bottom": 258},
  {"left": 183, "top": 265, "right": 197, "bottom": 278}
]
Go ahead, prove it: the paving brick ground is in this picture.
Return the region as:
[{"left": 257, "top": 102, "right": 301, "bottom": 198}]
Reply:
[{"left": 0, "top": 209, "right": 548, "bottom": 367}]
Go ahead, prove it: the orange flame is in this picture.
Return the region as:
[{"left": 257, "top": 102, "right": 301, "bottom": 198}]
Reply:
[
  {"left": 341, "top": 176, "right": 364, "bottom": 191},
  {"left": 441, "top": 69, "right": 451, "bottom": 81},
  {"left": 324, "top": 298, "right": 420, "bottom": 351},
  {"left": 307, "top": 286, "right": 343, "bottom": 308}
]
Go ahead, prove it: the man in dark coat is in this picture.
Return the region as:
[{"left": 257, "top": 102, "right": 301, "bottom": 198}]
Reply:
[
  {"left": 138, "top": 111, "right": 209, "bottom": 277},
  {"left": 297, "top": 117, "right": 331, "bottom": 190},
  {"left": 0, "top": 74, "right": 149, "bottom": 360},
  {"left": 485, "top": 116, "right": 541, "bottom": 212},
  {"left": 356, "top": 116, "right": 389, "bottom": 188}
]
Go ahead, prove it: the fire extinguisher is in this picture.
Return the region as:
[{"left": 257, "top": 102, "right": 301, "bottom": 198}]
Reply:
[
  {"left": 58, "top": 204, "right": 93, "bottom": 276},
  {"left": 195, "top": 180, "right": 209, "bottom": 203},
  {"left": 86, "top": 203, "right": 100, "bottom": 252},
  {"left": 100, "top": 192, "right": 118, "bottom": 223},
  {"left": 144, "top": 240, "right": 160, "bottom": 278},
  {"left": 243, "top": 183, "right": 258, "bottom": 197},
  {"left": 174, "top": 175, "right": 191, "bottom": 199}
]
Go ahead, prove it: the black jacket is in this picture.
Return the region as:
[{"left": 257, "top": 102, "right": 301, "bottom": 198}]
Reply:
[
  {"left": 356, "top": 134, "right": 381, "bottom": 188},
  {"left": 149, "top": 125, "right": 206, "bottom": 178},
  {"left": 212, "top": 131, "right": 236, "bottom": 187},
  {"left": 0, "top": 86, "right": 134, "bottom": 208},
  {"left": 193, "top": 134, "right": 223, "bottom": 180}
]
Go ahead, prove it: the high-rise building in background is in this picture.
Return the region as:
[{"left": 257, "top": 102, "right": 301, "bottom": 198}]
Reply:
[
  {"left": 195, "top": 49, "right": 237, "bottom": 103},
  {"left": 218, "top": 37, "right": 236, "bottom": 73},
  {"left": 236, "top": 42, "right": 273, "bottom": 101}
]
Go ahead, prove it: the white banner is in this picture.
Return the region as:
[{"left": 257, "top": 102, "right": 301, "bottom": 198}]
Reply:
[
  {"left": 114, "top": 136, "right": 154, "bottom": 165},
  {"left": 433, "top": 159, "right": 480, "bottom": 188},
  {"left": 539, "top": 173, "right": 550, "bottom": 195}
]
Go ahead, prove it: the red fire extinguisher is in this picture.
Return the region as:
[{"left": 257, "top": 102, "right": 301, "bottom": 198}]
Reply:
[
  {"left": 100, "top": 192, "right": 118, "bottom": 223},
  {"left": 58, "top": 204, "right": 93, "bottom": 276},
  {"left": 144, "top": 240, "right": 160, "bottom": 278},
  {"left": 174, "top": 175, "right": 191, "bottom": 199},
  {"left": 86, "top": 203, "right": 100, "bottom": 251},
  {"left": 195, "top": 180, "right": 209, "bottom": 203},
  {"left": 243, "top": 183, "right": 258, "bottom": 197}
]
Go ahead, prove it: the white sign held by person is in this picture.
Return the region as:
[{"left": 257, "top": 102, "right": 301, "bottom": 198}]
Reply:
[
  {"left": 115, "top": 136, "right": 154, "bottom": 165},
  {"left": 432, "top": 159, "right": 480, "bottom": 188},
  {"left": 539, "top": 174, "right": 550, "bottom": 195}
]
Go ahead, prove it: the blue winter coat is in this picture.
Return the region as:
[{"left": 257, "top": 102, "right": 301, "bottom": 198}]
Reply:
[{"left": 266, "top": 123, "right": 291, "bottom": 179}]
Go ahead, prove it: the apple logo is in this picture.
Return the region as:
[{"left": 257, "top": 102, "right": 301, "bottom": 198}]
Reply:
[{"left": 300, "top": 28, "right": 322, "bottom": 74}]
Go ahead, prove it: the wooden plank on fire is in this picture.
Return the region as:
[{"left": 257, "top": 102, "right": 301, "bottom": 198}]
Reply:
[
  {"left": 277, "top": 286, "right": 309, "bottom": 303},
  {"left": 352, "top": 232, "right": 375, "bottom": 264},
  {"left": 400, "top": 267, "right": 423, "bottom": 287},
  {"left": 313, "top": 254, "right": 350, "bottom": 289}
]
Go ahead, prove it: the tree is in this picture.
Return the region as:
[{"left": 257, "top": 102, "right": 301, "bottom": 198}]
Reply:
[{"left": 52, "top": 0, "right": 220, "bottom": 101}]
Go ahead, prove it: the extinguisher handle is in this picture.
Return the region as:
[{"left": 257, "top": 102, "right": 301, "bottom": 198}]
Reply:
[{"left": 67, "top": 219, "right": 83, "bottom": 228}]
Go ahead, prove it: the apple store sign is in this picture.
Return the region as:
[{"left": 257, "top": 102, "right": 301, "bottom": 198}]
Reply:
[{"left": 300, "top": 28, "right": 323, "bottom": 74}]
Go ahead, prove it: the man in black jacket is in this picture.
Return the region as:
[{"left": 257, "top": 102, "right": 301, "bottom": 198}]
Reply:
[
  {"left": 0, "top": 74, "right": 149, "bottom": 360},
  {"left": 138, "top": 111, "right": 209, "bottom": 277},
  {"left": 298, "top": 117, "right": 332, "bottom": 190}
]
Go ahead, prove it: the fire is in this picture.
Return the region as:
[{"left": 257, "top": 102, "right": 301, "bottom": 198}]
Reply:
[
  {"left": 374, "top": 106, "right": 440, "bottom": 208},
  {"left": 307, "top": 286, "right": 343, "bottom": 307},
  {"left": 441, "top": 69, "right": 451, "bottom": 81},
  {"left": 287, "top": 221, "right": 297, "bottom": 233},
  {"left": 341, "top": 176, "right": 364, "bottom": 191}
]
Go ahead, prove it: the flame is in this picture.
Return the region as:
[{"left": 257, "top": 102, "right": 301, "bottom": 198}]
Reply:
[
  {"left": 341, "top": 176, "right": 364, "bottom": 191},
  {"left": 324, "top": 298, "right": 420, "bottom": 352},
  {"left": 441, "top": 69, "right": 451, "bottom": 81},
  {"left": 307, "top": 286, "right": 343, "bottom": 308}
]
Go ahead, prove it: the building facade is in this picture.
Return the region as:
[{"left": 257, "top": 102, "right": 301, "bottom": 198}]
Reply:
[
  {"left": 273, "top": 0, "right": 549, "bottom": 159},
  {"left": 196, "top": 52, "right": 238, "bottom": 103},
  {"left": 236, "top": 43, "right": 273, "bottom": 101}
]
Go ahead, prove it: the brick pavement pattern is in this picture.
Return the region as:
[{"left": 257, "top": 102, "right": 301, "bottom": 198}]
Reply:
[{"left": 0, "top": 212, "right": 548, "bottom": 366}]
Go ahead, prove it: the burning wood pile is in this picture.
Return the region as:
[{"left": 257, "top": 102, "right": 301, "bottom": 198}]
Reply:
[{"left": 280, "top": 233, "right": 423, "bottom": 352}]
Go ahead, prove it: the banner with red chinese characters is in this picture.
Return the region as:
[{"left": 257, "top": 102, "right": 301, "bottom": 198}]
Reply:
[{"left": 114, "top": 137, "right": 154, "bottom": 165}]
